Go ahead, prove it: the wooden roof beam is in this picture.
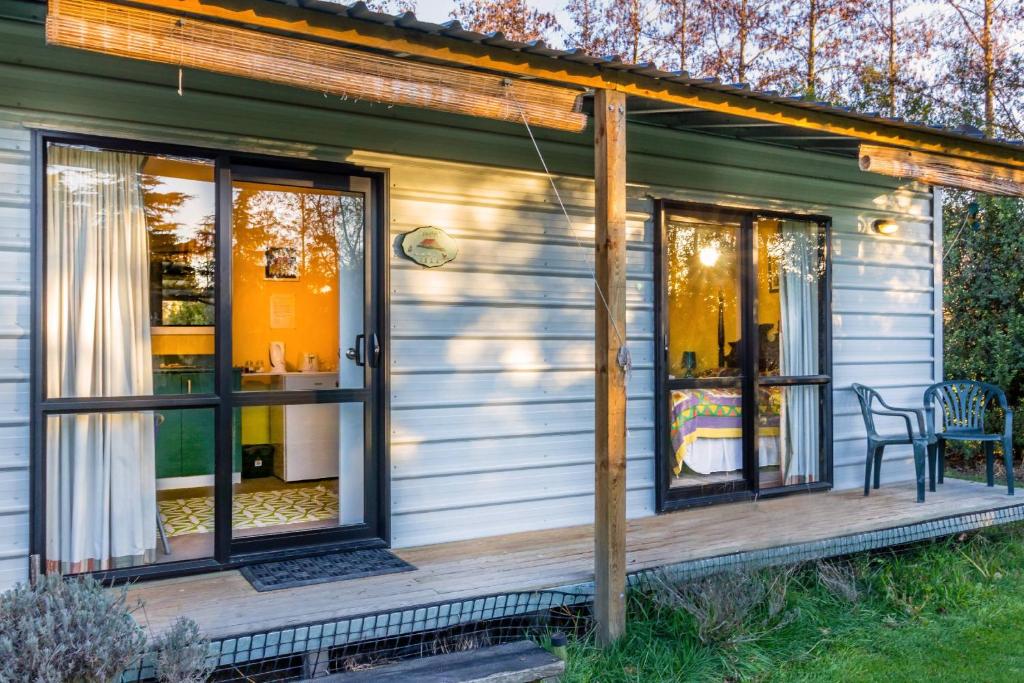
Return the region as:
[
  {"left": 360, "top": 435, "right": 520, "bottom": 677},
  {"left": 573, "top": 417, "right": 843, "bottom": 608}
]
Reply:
[
  {"left": 626, "top": 107, "right": 707, "bottom": 116},
  {"left": 860, "top": 144, "right": 1024, "bottom": 197},
  {"left": 669, "top": 122, "right": 785, "bottom": 129},
  {"left": 46, "top": 0, "right": 588, "bottom": 131}
]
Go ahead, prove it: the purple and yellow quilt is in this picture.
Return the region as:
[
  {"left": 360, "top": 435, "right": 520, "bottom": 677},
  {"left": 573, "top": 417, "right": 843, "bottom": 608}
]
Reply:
[{"left": 670, "top": 388, "right": 780, "bottom": 475}]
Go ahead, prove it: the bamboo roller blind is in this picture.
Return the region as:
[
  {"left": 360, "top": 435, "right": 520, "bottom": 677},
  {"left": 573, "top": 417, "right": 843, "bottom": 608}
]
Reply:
[
  {"left": 46, "top": 0, "right": 587, "bottom": 132},
  {"left": 860, "top": 144, "right": 1024, "bottom": 197}
]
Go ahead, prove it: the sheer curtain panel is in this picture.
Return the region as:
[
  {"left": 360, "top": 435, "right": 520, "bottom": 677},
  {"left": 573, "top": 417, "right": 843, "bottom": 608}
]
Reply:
[
  {"left": 45, "top": 145, "right": 156, "bottom": 572},
  {"left": 778, "top": 221, "right": 820, "bottom": 485}
]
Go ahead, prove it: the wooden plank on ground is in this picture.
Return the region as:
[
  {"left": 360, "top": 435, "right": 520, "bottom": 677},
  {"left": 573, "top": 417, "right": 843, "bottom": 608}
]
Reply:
[{"left": 314, "top": 640, "right": 564, "bottom": 682}]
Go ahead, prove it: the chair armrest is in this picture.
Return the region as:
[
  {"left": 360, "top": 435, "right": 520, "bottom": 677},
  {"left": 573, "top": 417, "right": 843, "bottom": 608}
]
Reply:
[
  {"left": 891, "top": 406, "right": 930, "bottom": 437},
  {"left": 994, "top": 387, "right": 1011, "bottom": 412},
  {"left": 875, "top": 399, "right": 930, "bottom": 437},
  {"left": 1005, "top": 408, "right": 1013, "bottom": 439},
  {"left": 872, "top": 409, "right": 914, "bottom": 441},
  {"left": 923, "top": 404, "right": 936, "bottom": 431}
]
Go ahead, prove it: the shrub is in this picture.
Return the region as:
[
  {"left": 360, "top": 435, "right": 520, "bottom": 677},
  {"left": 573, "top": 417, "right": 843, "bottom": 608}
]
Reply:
[
  {"left": 151, "top": 617, "right": 215, "bottom": 683},
  {"left": 943, "top": 194, "right": 1024, "bottom": 460},
  {"left": 650, "top": 567, "right": 797, "bottom": 646},
  {"left": 0, "top": 573, "right": 147, "bottom": 683},
  {"left": 816, "top": 560, "right": 861, "bottom": 604}
]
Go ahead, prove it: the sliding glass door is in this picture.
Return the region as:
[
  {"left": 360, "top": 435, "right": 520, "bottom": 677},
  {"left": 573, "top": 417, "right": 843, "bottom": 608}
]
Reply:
[
  {"left": 35, "top": 135, "right": 385, "bottom": 579},
  {"left": 41, "top": 143, "right": 220, "bottom": 573},
  {"left": 227, "top": 168, "right": 377, "bottom": 553},
  {"left": 662, "top": 208, "right": 752, "bottom": 498},
  {"left": 755, "top": 218, "right": 830, "bottom": 491},
  {"left": 657, "top": 202, "right": 832, "bottom": 511}
]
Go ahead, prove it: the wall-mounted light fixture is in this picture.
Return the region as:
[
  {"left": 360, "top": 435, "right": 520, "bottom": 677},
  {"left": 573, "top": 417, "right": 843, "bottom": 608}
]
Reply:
[{"left": 872, "top": 219, "right": 900, "bottom": 235}]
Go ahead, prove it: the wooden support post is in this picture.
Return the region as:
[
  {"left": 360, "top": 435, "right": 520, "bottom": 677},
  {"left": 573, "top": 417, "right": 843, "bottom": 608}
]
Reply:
[{"left": 593, "top": 87, "right": 628, "bottom": 646}]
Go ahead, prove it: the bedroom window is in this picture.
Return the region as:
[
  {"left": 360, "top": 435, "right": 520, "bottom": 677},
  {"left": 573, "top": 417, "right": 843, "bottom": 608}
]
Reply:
[{"left": 657, "top": 203, "right": 832, "bottom": 510}]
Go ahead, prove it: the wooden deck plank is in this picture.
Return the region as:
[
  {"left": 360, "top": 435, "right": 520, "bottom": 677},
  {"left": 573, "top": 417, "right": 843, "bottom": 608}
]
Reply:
[{"left": 126, "top": 479, "right": 1020, "bottom": 639}]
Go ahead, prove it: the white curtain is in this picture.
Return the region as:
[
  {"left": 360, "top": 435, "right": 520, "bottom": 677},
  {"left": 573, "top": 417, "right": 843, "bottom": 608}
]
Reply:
[
  {"left": 45, "top": 145, "right": 156, "bottom": 573},
  {"left": 778, "top": 221, "right": 820, "bottom": 485}
]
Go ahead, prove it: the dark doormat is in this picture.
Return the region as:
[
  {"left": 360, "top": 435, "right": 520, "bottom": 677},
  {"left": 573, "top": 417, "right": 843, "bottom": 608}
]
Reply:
[{"left": 239, "top": 548, "right": 415, "bottom": 592}]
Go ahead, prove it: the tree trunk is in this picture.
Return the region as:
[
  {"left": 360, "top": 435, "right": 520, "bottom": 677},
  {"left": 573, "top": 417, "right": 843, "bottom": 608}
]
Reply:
[
  {"left": 679, "top": 0, "right": 688, "bottom": 72},
  {"left": 807, "top": 0, "right": 817, "bottom": 97},
  {"left": 632, "top": 0, "right": 639, "bottom": 63},
  {"left": 738, "top": 0, "right": 748, "bottom": 83},
  {"left": 982, "top": 0, "right": 994, "bottom": 137},
  {"left": 581, "top": 0, "right": 593, "bottom": 52},
  {"left": 887, "top": 0, "right": 896, "bottom": 117}
]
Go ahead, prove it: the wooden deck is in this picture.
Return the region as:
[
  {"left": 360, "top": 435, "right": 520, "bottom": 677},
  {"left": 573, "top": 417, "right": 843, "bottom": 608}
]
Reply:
[{"left": 127, "top": 478, "right": 1023, "bottom": 641}]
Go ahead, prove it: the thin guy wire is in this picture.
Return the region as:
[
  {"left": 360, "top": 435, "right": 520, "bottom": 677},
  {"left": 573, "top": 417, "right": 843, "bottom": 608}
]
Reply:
[
  {"left": 176, "top": 18, "right": 185, "bottom": 96},
  {"left": 942, "top": 211, "right": 971, "bottom": 261},
  {"left": 505, "top": 88, "right": 631, "bottom": 372}
]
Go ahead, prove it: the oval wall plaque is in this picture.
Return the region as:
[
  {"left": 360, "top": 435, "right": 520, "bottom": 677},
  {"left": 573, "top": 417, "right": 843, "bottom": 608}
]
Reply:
[{"left": 402, "top": 226, "right": 459, "bottom": 268}]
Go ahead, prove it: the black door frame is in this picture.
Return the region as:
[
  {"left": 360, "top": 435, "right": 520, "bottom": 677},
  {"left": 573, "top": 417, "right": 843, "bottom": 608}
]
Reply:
[
  {"left": 30, "top": 131, "right": 391, "bottom": 583},
  {"left": 654, "top": 200, "right": 834, "bottom": 513}
]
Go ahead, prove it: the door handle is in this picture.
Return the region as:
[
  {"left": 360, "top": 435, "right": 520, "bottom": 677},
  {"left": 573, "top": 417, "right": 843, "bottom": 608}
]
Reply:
[
  {"left": 346, "top": 333, "right": 365, "bottom": 367},
  {"left": 369, "top": 332, "right": 381, "bottom": 369},
  {"left": 186, "top": 378, "right": 192, "bottom": 394}
]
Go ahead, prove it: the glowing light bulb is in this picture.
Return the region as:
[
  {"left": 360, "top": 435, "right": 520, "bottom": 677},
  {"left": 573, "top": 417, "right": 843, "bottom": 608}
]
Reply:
[
  {"left": 872, "top": 219, "right": 899, "bottom": 235},
  {"left": 698, "top": 245, "right": 721, "bottom": 267}
]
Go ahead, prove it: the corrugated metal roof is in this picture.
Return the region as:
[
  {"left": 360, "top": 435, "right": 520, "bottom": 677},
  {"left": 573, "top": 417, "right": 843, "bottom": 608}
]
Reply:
[
  {"left": 19, "top": 0, "right": 1018, "bottom": 157},
  {"left": 260, "top": 0, "right": 1021, "bottom": 157}
]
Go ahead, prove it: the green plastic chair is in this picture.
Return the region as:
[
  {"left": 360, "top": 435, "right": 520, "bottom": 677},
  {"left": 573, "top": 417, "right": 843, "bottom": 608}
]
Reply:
[
  {"left": 852, "top": 383, "right": 934, "bottom": 503},
  {"left": 923, "top": 381, "right": 1014, "bottom": 496}
]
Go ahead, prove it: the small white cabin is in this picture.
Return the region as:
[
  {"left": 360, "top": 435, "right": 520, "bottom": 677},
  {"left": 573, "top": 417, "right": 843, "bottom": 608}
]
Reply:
[{"left": 1, "top": 0, "right": 1022, "bottom": 670}]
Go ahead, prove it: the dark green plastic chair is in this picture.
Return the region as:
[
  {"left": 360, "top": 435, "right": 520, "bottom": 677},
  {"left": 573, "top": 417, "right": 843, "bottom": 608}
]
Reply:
[
  {"left": 923, "top": 381, "right": 1014, "bottom": 496},
  {"left": 852, "top": 383, "right": 935, "bottom": 503}
]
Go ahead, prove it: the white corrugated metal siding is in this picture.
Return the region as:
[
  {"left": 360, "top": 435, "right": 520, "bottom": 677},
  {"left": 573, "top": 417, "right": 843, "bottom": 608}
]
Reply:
[
  {"left": 352, "top": 145, "right": 937, "bottom": 547},
  {"left": 0, "top": 102, "right": 938, "bottom": 574},
  {"left": 358, "top": 154, "right": 656, "bottom": 547},
  {"left": 0, "top": 114, "right": 31, "bottom": 589}
]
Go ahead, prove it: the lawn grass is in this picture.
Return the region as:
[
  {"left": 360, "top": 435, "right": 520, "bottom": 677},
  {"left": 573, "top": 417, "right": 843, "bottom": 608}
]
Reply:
[{"left": 562, "top": 523, "right": 1024, "bottom": 682}]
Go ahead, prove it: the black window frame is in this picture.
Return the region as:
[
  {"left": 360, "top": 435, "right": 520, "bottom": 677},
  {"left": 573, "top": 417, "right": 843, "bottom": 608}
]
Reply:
[
  {"left": 30, "top": 130, "right": 391, "bottom": 583},
  {"left": 654, "top": 200, "right": 834, "bottom": 513}
]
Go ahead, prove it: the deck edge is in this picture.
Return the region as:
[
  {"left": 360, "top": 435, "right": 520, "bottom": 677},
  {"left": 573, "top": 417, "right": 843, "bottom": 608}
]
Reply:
[{"left": 122, "top": 498, "right": 1024, "bottom": 680}]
